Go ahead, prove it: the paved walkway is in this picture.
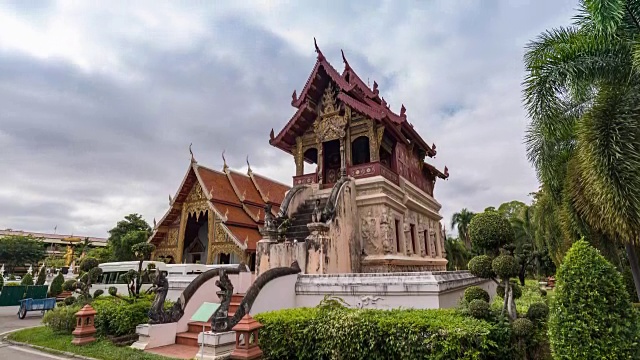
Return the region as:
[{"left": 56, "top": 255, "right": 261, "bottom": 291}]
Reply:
[{"left": 0, "top": 342, "right": 74, "bottom": 359}]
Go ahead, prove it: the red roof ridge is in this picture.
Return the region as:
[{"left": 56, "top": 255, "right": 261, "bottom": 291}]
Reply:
[{"left": 250, "top": 172, "right": 291, "bottom": 189}]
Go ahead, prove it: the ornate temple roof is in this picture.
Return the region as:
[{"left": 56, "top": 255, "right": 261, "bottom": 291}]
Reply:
[
  {"left": 270, "top": 39, "right": 439, "bottom": 163},
  {"left": 148, "top": 156, "right": 290, "bottom": 251}
]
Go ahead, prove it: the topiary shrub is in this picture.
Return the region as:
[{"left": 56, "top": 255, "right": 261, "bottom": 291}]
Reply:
[
  {"left": 468, "top": 255, "right": 495, "bottom": 279},
  {"left": 36, "top": 266, "right": 47, "bottom": 285},
  {"left": 93, "top": 289, "right": 104, "bottom": 298},
  {"left": 49, "top": 273, "right": 64, "bottom": 297},
  {"left": 108, "top": 286, "right": 118, "bottom": 296},
  {"left": 62, "top": 279, "right": 77, "bottom": 292},
  {"left": 468, "top": 299, "right": 490, "bottom": 319},
  {"left": 512, "top": 318, "right": 534, "bottom": 338},
  {"left": 43, "top": 305, "right": 81, "bottom": 334},
  {"left": 492, "top": 255, "right": 518, "bottom": 279},
  {"left": 526, "top": 302, "right": 549, "bottom": 323},
  {"left": 549, "top": 240, "right": 639, "bottom": 359},
  {"left": 468, "top": 211, "right": 514, "bottom": 253},
  {"left": 496, "top": 281, "right": 522, "bottom": 299},
  {"left": 20, "top": 273, "right": 34, "bottom": 286},
  {"left": 63, "top": 296, "right": 76, "bottom": 306},
  {"left": 539, "top": 288, "right": 547, "bottom": 297},
  {"left": 464, "top": 286, "right": 490, "bottom": 303},
  {"left": 80, "top": 257, "right": 100, "bottom": 272}
]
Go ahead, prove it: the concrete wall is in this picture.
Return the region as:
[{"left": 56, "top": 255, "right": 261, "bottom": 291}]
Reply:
[
  {"left": 176, "top": 274, "right": 241, "bottom": 332},
  {"left": 249, "top": 274, "right": 298, "bottom": 316}
]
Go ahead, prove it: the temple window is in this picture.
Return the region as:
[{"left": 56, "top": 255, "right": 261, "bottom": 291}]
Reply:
[
  {"left": 351, "top": 136, "right": 370, "bottom": 165},
  {"left": 303, "top": 148, "right": 318, "bottom": 173},
  {"left": 410, "top": 224, "right": 416, "bottom": 254},
  {"left": 394, "top": 219, "right": 401, "bottom": 253},
  {"left": 423, "top": 230, "right": 429, "bottom": 256}
]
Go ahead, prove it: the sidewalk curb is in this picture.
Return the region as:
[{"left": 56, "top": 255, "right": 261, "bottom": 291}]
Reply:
[{"left": 1, "top": 327, "right": 98, "bottom": 360}]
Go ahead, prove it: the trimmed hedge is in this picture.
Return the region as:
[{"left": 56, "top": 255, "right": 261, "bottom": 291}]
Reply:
[
  {"left": 254, "top": 307, "right": 511, "bottom": 360},
  {"left": 464, "top": 286, "right": 490, "bottom": 303},
  {"left": 49, "top": 273, "right": 64, "bottom": 297},
  {"left": 468, "top": 211, "right": 514, "bottom": 252},
  {"left": 43, "top": 305, "right": 82, "bottom": 334},
  {"left": 549, "top": 240, "right": 639, "bottom": 359}
]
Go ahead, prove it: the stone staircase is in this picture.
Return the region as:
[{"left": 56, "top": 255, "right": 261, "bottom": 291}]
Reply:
[
  {"left": 284, "top": 197, "right": 328, "bottom": 241},
  {"left": 174, "top": 293, "right": 245, "bottom": 347}
]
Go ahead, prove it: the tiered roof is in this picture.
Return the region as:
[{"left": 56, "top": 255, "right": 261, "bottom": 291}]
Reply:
[
  {"left": 148, "top": 156, "right": 290, "bottom": 251},
  {"left": 269, "top": 39, "right": 448, "bottom": 180}
]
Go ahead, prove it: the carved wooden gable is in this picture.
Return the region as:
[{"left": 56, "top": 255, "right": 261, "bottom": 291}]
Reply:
[{"left": 313, "top": 83, "right": 347, "bottom": 142}]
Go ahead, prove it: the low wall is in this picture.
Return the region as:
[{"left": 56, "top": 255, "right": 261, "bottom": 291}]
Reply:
[
  {"left": 249, "top": 274, "right": 298, "bottom": 316},
  {"left": 132, "top": 322, "right": 178, "bottom": 350}
]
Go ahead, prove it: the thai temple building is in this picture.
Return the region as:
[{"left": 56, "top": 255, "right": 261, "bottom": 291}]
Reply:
[{"left": 148, "top": 155, "right": 289, "bottom": 271}]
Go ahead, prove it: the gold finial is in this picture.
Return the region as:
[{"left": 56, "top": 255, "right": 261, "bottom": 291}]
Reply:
[
  {"left": 224, "top": 208, "right": 229, "bottom": 219},
  {"left": 246, "top": 155, "right": 252, "bottom": 175},
  {"left": 222, "top": 150, "right": 228, "bottom": 172},
  {"left": 169, "top": 194, "right": 173, "bottom": 204},
  {"left": 242, "top": 188, "right": 247, "bottom": 200}
]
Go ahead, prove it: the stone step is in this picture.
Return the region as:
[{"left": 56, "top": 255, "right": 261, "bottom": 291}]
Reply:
[
  {"left": 175, "top": 331, "right": 199, "bottom": 347},
  {"left": 187, "top": 321, "right": 211, "bottom": 333}
]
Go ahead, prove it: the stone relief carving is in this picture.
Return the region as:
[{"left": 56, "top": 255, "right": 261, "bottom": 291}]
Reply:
[
  {"left": 403, "top": 222, "right": 412, "bottom": 255},
  {"left": 379, "top": 208, "right": 394, "bottom": 254},
  {"left": 418, "top": 228, "right": 426, "bottom": 257},
  {"left": 429, "top": 226, "right": 437, "bottom": 258},
  {"left": 357, "top": 296, "right": 384, "bottom": 309},
  {"left": 361, "top": 209, "right": 380, "bottom": 254},
  {"left": 315, "top": 115, "right": 347, "bottom": 142}
]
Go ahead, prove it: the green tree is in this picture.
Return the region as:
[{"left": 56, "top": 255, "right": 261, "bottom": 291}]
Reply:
[
  {"left": 444, "top": 236, "right": 471, "bottom": 270},
  {"left": 131, "top": 242, "right": 155, "bottom": 296},
  {"left": 497, "top": 200, "right": 527, "bottom": 222},
  {"left": 107, "top": 214, "right": 152, "bottom": 261},
  {"left": 451, "top": 208, "right": 476, "bottom": 249},
  {"left": 49, "top": 273, "right": 64, "bottom": 297},
  {"left": 523, "top": 1, "right": 640, "bottom": 300},
  {"left": 86, "top": 246, "right": 113, "bottom": 263},
  {"left": 20, "top": 273, "right": 34, "bottom": 286},
  {"left": 0, "top": 235, "right": 46, "bottom": 274},
  {"left": 549, "top": 240, "right": 638, "bottom": 359}
]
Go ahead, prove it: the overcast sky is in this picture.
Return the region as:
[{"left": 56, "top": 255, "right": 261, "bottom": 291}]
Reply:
[{"left": 0, "top": 1, "right": 576, "bottom": 238}]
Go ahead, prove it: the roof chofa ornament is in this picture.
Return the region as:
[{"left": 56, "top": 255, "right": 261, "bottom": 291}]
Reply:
[
  {"left": 372, "top": 81, "right": 379, "bottom": 95},
  {"left": 153, "top": 218, "right": 157, "bottom": 228},
  {"left": 269, "top": 128, "right": 275, "bottom": 141},
  {"left": 444, "top": 166, "right": 449, "bottom": 179},
  {"left": 189, "top": 143, "right": 196, "bottom": 163},
  {"left": 169, "top": 194, "right": 173, "bottom": 205},
  {"left": 246, "top": 155, "right": 253, "bottom": 175},
  {"left": 313, "top": 37, "right": 324, "bottom": 61},
  {"left": 222, "top": 150, "right": 229, "bottom": 172},
  {"left": 291, "top": 90, "right": 298, "bottom": 105},
  {"left": 341, "top": 49, "right": 351, "bottom": 71},
  {"left": 400, "top": 104, "right": 407, "bottom": 118}
]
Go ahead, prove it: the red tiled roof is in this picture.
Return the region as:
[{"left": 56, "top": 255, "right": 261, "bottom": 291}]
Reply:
[
  {"left": 213, "top": 203, "right": 256, "bottom": 227},
  {"left": 228, "top": 171, "right": 265, "bottom": 206},
  {"left": 226, "top": 225, "right": 262, "bottom": 251},
  {"left": 252, "top": 173, "right": 288, "bottom": 205},
  {"left": 197, "top": 166, "right": 241, "bottom": 205}
]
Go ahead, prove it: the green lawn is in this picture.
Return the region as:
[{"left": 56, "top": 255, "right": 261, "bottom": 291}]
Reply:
[{"left": 7, "top": 327, "right": 173, "bottom": 360}]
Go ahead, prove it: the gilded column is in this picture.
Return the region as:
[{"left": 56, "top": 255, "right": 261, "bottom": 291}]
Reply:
[
  {"left": 176, "top": 207, "right": 188, "bottom": 263},
  {"left": 367, "top": 119, "right": 378, "bottom": 162},
  {"left": 317, "top": 141, "right": 323, "bottom": 184},
  {"left": 207, "top": 210, "right": 215, "bottom": 264},
  {"left": 295, "top": 136, "right": 304, "bottom": 176}
]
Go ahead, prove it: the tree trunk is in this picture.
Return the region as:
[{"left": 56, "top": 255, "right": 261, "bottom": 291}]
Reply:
[
  {"left": 501, "top": 280, "right": 509, "bottom": 316},
  {"left": 136, "top": 259, "right": 143, "bottom": 296},
  {"left": 507, "top": 284, "right": 517, "bottom": 320},
  {"left": 625, "top": 243, "right": 640, "bottom": 302},
  {"left": 519, "top": 265, "right": 526, "bottom": 286}
]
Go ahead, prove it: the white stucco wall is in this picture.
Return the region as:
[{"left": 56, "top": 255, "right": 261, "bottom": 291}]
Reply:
[{"left": 249, "top": 274, "right": 298, "bottom": 315}]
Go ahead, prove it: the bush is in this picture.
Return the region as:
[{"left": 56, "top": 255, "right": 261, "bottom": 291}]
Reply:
[
  {"left": 468, "top": 211, "right": 514, "bottom": 252},
  {"left": 255, "top": 307, "right": 511, "bottom": 360},
  {"left": 9, "top": 274, "right": 16, "bottom": 281},
  {"left": 464, "top": 286, "right": 490, "bottom": 303},
  {"left": 549, "top": 240, "right": 639, "bottom": 359},
  {"left": 80, "top": 257, "right": 100, "bottom": 272},
  {"left": 468, "top": 255, "right": 495, "bottom": 279},
  {"left": 20, "top": 273, "right": 34, "bottom": 286},
  {"left": 63, "top": 279, "right": 77, "bottom": 292},
  {"left": 43, "top": 305, "right": 81, "bottom": 334},
  {"left": 540, "top": 288, "right": 547, "bottom": 297},
  {"left": 93, "top": 289, "right": 104, "bottom": 298},
  {"left": 492, "top": 255, "right": 518, "bottom": 279},
  {"left": 49, "top": 273, "right": 64, "bottom": 297},
  {"left": 64, "top": 296, "right": 76, "bottom": 306},
  {"left": 108, "top": 287, "right": 118, "bottom": 296},
  {"left": 512, "top": 318, "right": 534, "bottom": 338},
  {"left": 36, "top": 266, "right": 47, "bottom": 285},
  {"left": 0, "top": 275, "right": 3, "bottom": 291},
  {"left": 526, "top": 302, "right": 549, "bottom": 323},
  {"left": 92, "top": 297, "right": 154, "bottom": 336},
  {"left": 468, "top": 299, "right": 490, "bottom": 319}
]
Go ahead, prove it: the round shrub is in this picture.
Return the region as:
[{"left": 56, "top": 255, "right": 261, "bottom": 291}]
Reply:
[
  {"left": 93, "top": 289, "right": 104, "bottom": 298},
  {"left": 43, "top": 305, "right": 81, "bottom": 334},
  {"left": 512, "top": 318, "right": 534, "bottom": 338},
  {"left": 62, "top": 279, "right": 77, "bottom": 291},
  {"left": 468, "top": 211, "right": 514, "bottom": 252},
  {"left": 468, "top": 299, "right": 490, "bottom": 319},
  {"left": 492, "top": 255, "right": 518, "bottom": 279},
  {"left": 540, "top": 288, "right": 547, "bottom": 297},
  {"left": 496, "top": 281, "right": 522, "bottom": 299},
  {"left": 80, "top": 257, "right": 99, "bottom": 272},
  {"left": 526, "top": 302, "right": 549, "bottom": 322},
  {"left": 63, "top": 296, "right": 76, "bottom": 306},
  {"left": 464, "top": 286, "right": 490, "bottom": 303},
  {"left": 549, "top": 240, "right": 639, "bottom": 359},
  {"left": 108, "top": 286, "right": 118, "bottom": 296},
  {"left": 468, "top": 255, "right": 495, "bottom": 279},
  {"left": 20, "top": 273, "right": 34, "bottom": 286},
  {"left": 49, "top": 273, "right": 64, "bottom": 297}
]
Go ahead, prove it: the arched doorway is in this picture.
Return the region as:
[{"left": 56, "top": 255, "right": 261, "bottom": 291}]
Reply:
[
  {"left": 182, "top": 211, "right": 209, "bottom": 264},
  {"left": 351, "top": 136, "right": 370, "bottom": 165},
  {"left": 323, "top": 140, "right": 341, "bottom": 184}
]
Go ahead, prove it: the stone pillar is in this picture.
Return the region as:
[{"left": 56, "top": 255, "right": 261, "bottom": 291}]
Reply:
[
  {"left": 339, "top": 138, "right": 346, "bottom": 175},
  {"left": 306, "top": 222, "right": 331, "bottom": 274}
]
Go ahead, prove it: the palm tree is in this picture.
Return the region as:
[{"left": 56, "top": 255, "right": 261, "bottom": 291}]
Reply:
[
  {"left": 451, "top": 209, "right": 476, "bottom": 249},
  {"left": 523, "top": 1, "right": 640, "bottom": 300},
  {"left": 444, "top": 236, "right": 471, "bottom": 271}
]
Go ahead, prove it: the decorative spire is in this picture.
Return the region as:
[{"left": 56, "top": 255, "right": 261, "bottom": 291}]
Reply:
[
  {"left": 432, "top": 143, "right": 436, "bottom": 151},
  {"left": 444, "top": 166, "right": 449, "bottom": 178},
  {"left": 372, "top": 81, "right": 379, "bottom": 95},
  {"left": 313, "top": 37, "right": 324, "bottom": 61},
  {"left": 341, "top": 49, "right": 351, "bottom": 71},
  {"left": 291, "top": 90, "right": 297, "bottom": 105},
  {"left": 169, "top": 194, "right": 173, "bottom": 204},
  {"left": 189, "top": 143, "right": 195, "bottom": 163},
  {"left": 246, "top": 155, "right": 252, "bottom": 175},
  {"left": 222, "top": 150, "right": 228, "bottom": 172},
  {"left": 400, "top": 104, "right": 407, "bottom": 118},
  {"left": 269, "top": 128, "right": 275, "bottom": 141},
  {"left": 153, "top": 218, "right": 157, "bottom": 228},
  {"left": 381, "top": 97, "right": 387, "bottom": 107}
]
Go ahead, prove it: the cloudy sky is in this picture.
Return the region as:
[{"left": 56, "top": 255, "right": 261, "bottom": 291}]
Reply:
[{"left": 0, "top": 1, "right": 577, "bottom": 238}]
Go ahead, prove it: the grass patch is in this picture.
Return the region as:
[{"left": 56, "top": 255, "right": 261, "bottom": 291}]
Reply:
[{"left": 7, "top": 326, "right": 172, "bottom": 360}]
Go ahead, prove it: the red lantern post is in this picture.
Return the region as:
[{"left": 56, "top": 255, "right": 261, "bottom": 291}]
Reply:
[
  {"left": 72, "top": 304, "right": 97, "bottom": 345},
  {"left": 230, "top": 313, "right": 263, "bottom": 360}
]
